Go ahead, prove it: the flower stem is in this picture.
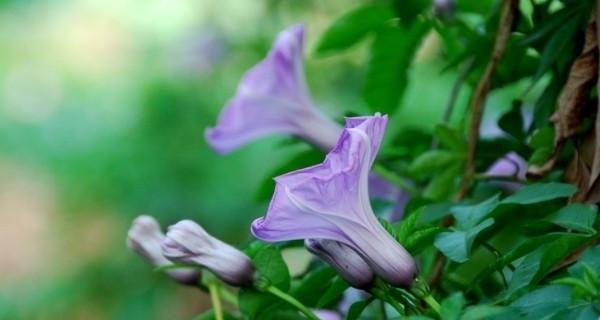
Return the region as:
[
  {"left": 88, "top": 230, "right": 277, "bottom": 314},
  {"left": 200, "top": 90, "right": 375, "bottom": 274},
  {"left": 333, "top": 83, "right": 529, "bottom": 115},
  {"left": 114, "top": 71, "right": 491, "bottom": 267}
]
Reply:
[
  {"left": 219, "top": 287, "right": 238, "bottom": 307},
  {"left": 265, "top": 285, "right": 319, "bottom": 320},
  {"left": 422, "top": 294, "right": 441, "bottom": 315},
  {"left": 208, "top": 280, "right": 224, "bottom": 320}
]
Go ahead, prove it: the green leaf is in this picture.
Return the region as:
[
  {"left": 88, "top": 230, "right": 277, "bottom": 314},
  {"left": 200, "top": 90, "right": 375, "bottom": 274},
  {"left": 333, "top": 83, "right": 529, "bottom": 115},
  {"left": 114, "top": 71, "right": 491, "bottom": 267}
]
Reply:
[
  {"left": 346, "top": 299, "right": 374, "bottom": 320},
  {"left": 394, "top": 0, "right": 431, "bottom": 25},
  {"left": 420, "top": 202, "right": 454, "bottom": 223},
  {"left": 440, "top": 292, "right": 465, "bottom": 320},
  {"left": 314, "top": 5, "right": 394, "bottom": 55},
  {"left": 397, "top": 209, "right": 421, "bottom": 243},
  {"left": 379, "top": 217, "right": 399, "bottom": 239},
  {"left": 239, "top": 246, "right": 291, "bottom": 319},
  {"left": 530, "top": 127, "right": 555, "bottom": 149},
  {"left": 253, "top": 246, "right": 291, "bottom": 291},
  {"left": 501, "top": 183, "right": 577, "bottom": 205},
  {"left": 549, "top": 305, "right": 598, "bottom": 320},
  {"left": 533, "top": 79, "right": 563, "bottom": 129},
  {"left": 532, "top": 19, "right": 578, "bottom": 81},
  {"left": 398, "top": 209, "right": 443, "bottom": 254},
  {"left": 451, "top": 194, "right": 500, "bottom": 230},
  {"left": 545, "top": 204, "right": 597, "bottom": 234},
  {"left": 569, "top": 246, "right": 600, "bottom": 277},
  {"left": 455, "top": 0, "right": 494, "bottom": 13},
  {"left": 405, "top": 226, "right": 443, "bottom": 254},
  {"left": 424, "top": 164, "right": 461, "bottom": 200},
  {"left": 498, "top": 102, "right": 525, "bottom": 140},
  {"left": 461, "top": 305, "right": 518, "bottom": 320},
  {"left": 502, "top": 234, "right": 562, "bottom": 265},
  {"left": 507, "top": 235, "right": 591, "bottom": 297},
  {"left": 239, "top": 288, "right": 280, "bottom": 320},
  {"left": 434, "top": 124, "right": 467, "bottom": 152},
  {"left": 519, "top": 0, "right": 534, "bottom": 29},
  {"left": 529, "top": 147, "right": 553, "bottom": 167},
  {"left": 522, "top": 1, "right": 593, "bottom": 84},
  {"left": 363, "top": 21, "right": 430, "bottom": 114},
  {"left": 409, "top": 150, "right": 462, "bottom": 176},
  {"left": 315, "top": 276, "right": 349, "bottom": 308},
  {"left": 536, "top": 236, "right": 592, "bottom": 285},
  {"left": 506, "top": 246, "right": 545, "bottom": 297},
  {"left": 510, "top": 285, "right": 572, "bottom": 319},
  {"left": 434, "top": 218, "right": 494, "bottom": 263},
  {"left": 528, "top": 127, "right": 555, "bottom": 165},
  {"left": 292, "top": 267, "right": 337, "bottom": 306}
]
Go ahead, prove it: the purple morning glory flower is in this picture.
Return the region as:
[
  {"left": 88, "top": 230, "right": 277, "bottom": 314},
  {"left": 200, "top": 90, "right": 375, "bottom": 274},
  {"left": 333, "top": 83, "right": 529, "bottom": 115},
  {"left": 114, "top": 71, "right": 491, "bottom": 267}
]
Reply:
[
  {"left": 251, "top": 114, "right": 417, "bottom": 287},
  {"left": 485, "top": 152, "right": 527, "bottom": 191},
  {"left": 203, "top": 24, "right": 411, "bottom": 219},
  {"left": 305, "top": 239, "right": 374, "bottom": 289},
  {"left": 126, "top": 215, "right": 200, "bottom": 285},
  {"left": 205, "top": 24, "right": 341, "bottom": 154},
  {"left": 162, "top": 220, "right": 255, "bottom": 286}
]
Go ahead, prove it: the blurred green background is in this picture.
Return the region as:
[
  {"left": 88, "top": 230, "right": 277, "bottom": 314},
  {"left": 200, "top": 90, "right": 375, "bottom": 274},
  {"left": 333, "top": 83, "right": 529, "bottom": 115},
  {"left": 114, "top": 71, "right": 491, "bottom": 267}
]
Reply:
[{"left": 0, "top": 0, "right": 529, "bottom": 319}]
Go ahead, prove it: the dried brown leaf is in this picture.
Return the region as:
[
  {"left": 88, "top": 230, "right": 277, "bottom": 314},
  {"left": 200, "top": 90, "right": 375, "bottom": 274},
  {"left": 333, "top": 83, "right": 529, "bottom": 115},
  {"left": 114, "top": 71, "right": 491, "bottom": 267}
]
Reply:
[
  {"left": 551, "top": 20, "right": 599, "bottom": 143},
  {"left": 564, "top": 127, "right": 600, "bottom": 203},
  {"left": 527, "top": 20, "right": 599, "bottom": 178}
]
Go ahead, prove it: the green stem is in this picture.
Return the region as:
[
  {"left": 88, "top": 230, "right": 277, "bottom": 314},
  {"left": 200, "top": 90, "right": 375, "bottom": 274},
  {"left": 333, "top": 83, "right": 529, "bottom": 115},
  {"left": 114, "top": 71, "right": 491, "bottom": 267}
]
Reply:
[
  {"left": 208, "top": 281, "right": 224, "bottom": 320},
  {"left": 371, "top": 284, "right": 406, "bottom": 316},
  {"left": 422, "top": 294, "right": 441, "bottom": 315},
  {"left": 266, "top": 286, "right": 319, "bottom": 320},
  {"left": 219, "top": 287, "right": 238, "bottom": 307}
]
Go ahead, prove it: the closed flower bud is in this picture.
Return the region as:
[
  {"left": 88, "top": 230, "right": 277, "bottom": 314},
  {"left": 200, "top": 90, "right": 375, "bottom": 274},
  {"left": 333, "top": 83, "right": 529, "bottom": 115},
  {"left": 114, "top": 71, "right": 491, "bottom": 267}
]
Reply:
[
  {"left": 312, "top": 309, "right": 342, "bottom": 320},
  {"left": 126, "top": 215, "right": 199, "bottom": 285},
  {"left": 305, "top": 239, "right": 374, "bottom": 289},
  {"left": 162, "top": 220, "right": 255, "bottom": 286},
  {"left": 434, "top": 0, "right": 455, "bottom": 19}
]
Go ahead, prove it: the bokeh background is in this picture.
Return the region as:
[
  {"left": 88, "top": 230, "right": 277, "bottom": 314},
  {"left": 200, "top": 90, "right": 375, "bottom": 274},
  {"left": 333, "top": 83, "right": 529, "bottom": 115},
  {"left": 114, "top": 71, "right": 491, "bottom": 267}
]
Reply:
[{"left": 0, "top": 0, "right": 528, "bottom": 319}]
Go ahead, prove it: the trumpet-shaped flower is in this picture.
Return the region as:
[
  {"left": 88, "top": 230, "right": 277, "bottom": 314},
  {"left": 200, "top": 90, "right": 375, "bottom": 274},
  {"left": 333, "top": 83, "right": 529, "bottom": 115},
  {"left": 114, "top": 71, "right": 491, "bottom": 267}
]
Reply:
[
  {"left": 204, "top": 24, "right": 410, "bottom": 220},
  {"left": 126, "top": 215, "right": 199, "bottom": 285},
  {"left": 252, "top": 114, "right": 417, "bottom": 287},
  {"left": 205, "top": 24, "right": 341, "bottom": 154},
  {"left": 162, "top": 220, "right": 255, "bottom": 286},
  {"left": 305, "top": 239, "right": 374, "bottom": 289}
]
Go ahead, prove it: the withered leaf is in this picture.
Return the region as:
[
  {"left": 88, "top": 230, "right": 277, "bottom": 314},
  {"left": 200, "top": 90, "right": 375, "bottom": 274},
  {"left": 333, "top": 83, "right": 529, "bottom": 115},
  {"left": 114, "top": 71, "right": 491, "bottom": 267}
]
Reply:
[
  {"left": 551, "top": 20, "right": 599, "bottom": 144},
  {"left": 528, "top": 20, "right": 599, "bottom": 178}
]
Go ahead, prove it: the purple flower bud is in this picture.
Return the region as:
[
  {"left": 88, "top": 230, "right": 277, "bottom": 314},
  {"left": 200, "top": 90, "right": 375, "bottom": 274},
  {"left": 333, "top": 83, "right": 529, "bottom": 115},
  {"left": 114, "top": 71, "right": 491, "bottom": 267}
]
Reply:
[
  {"left": 252, "top": 114, "right": 417, "bottom": 287},
  {"left": 162, "top": 220, "right": 255, "bottom": 286},
  {"left": 485, "top": 152, "right": 527, "bottom": 191},
  {"left": 434, "top": 0, "right": 455, "bottom": 18},
  {"left": 312, "top": 309, "right": 342, "bottom": 320},
  {"left": 305, "top": 239, "right": 374, "bottom": 289},
  {"left": 205, "top": 24, "right": 342, "bottom": 154},
  {"left": 126, "top": 215, "right": 200, "bottom": 285}
]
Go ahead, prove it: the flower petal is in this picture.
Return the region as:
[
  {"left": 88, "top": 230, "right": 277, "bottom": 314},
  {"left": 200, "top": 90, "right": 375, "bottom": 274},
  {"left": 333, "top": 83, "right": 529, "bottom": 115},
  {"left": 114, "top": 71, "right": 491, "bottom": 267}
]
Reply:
[
  {"left": 206, "top": 24, "right": 341, "bottom": 154},
  {"left": 252, "top": 114, "right": 417, "bottom": 286},
  {"left": 251, "top": 115, "right": 388, "bottom": 242}
]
